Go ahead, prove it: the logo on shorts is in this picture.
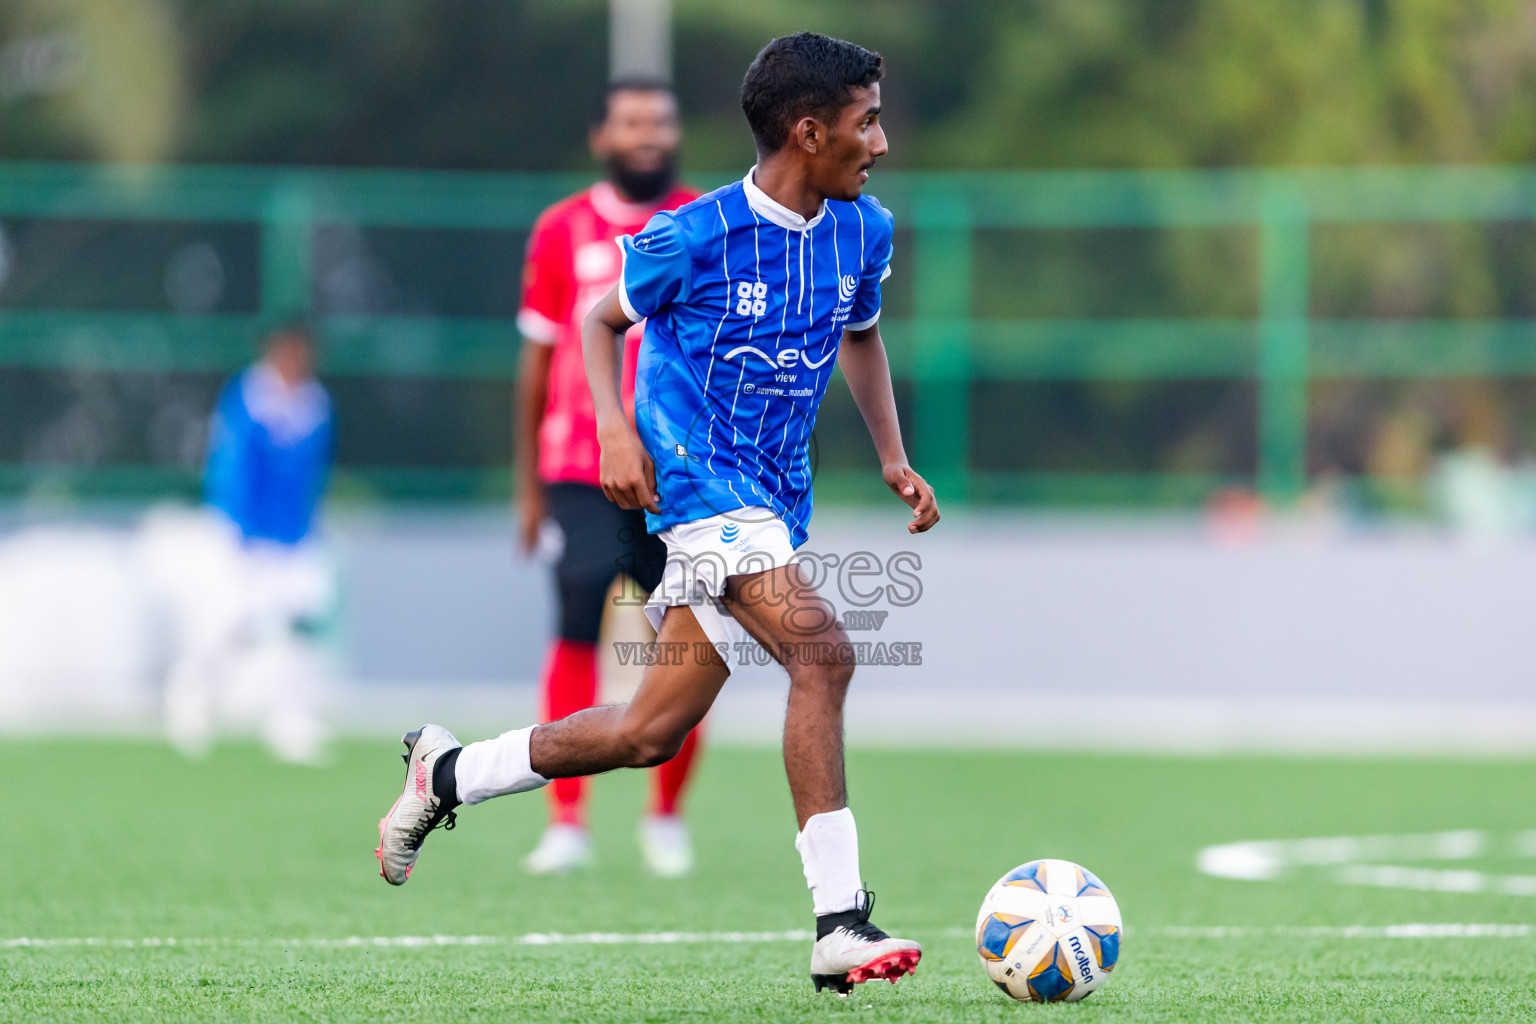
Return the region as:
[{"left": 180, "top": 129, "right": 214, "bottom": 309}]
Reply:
[
  {"left": 675, "top": 443, "right": 699, "bottom": 461},
  {"left": 719, "top": 523, "right": 740, "bottom": 544}
]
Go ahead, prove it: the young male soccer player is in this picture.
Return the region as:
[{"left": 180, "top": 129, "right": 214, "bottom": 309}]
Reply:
[
  {"left": 514, "top": 79, "right": 704, "bottom": 878},
  {"left": 376, "top": 33, "right": 940, "bottom": 994}
]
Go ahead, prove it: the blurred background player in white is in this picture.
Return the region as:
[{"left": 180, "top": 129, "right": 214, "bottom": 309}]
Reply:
[
  {"left": 514, "top": 79, "right": 703, "bottom": 876},
  {"left": 161, "top": 321, "right": 336, "bottom": 764}
]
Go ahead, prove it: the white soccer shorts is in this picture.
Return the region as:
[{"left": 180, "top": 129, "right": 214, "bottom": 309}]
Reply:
[{"left": 643, "top": 506, "right": 797, "bottom": 661}]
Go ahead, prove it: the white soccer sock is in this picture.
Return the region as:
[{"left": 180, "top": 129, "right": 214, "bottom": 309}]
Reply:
[
  {"left": 795, "top": 806, "right": 864, "bottom": 916},
  {"left": 453, "top": 726, "right": 549, "bottom": 805}
]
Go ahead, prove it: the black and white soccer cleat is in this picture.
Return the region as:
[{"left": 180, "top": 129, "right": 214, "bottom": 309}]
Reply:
[{"left": 810, "top": 891, "right": 922, "bottom": 995}]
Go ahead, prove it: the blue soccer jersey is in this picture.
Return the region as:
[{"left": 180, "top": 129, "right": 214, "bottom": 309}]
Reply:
[
  {"left": 618, "top": 168, "right": 894, "bottom": 547},
  {"left": 205, "top": 363, "right": 334, "bottom": 545}
]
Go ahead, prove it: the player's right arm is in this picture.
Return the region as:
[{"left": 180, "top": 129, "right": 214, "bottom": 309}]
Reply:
[
  {"left": 583, "top": 212, "right": 694, "bottom": 514},
  {"left": 204, "top": 380, "right": 253, "bottom": 530},
  {"left": 514, "top": 210, "right": 570, "bottom": 553},
  {"left": 582, "top": 285, "right": 659, "bottom": 513},
  {"left": 514, "top": 341, "right": 554, "bottom": 553}
]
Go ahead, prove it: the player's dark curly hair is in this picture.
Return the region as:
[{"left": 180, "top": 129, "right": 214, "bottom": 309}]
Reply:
[
  {"left": 740, "top": 32, "right": 884, "bottom": 152},
  {"left": 591, "top": 76, "right": 674, "bottom": 128}
]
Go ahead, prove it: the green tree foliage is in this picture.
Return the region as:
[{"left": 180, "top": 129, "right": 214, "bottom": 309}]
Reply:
[
  {"left": 899, "top": 0, "right": 1536, "bottom": 169},
  {"left": 9, "top": 0, "right": 1536, "bottom": 170},
  {"left": 2, "top": 1, "right": 610, "bottom": 169}
]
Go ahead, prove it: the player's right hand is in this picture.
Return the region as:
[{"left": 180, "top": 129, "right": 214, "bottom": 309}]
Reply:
[
  {"left": 516, "top": 486, "right": 546, "bottom": 555},
  {"left": 598, "top": 423, "right": 661, "bottom": 514}
]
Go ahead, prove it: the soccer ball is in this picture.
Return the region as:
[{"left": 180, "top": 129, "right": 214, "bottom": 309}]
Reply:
[{"left": 975, "top": 859, "right": 1122, "bottom": 1002}]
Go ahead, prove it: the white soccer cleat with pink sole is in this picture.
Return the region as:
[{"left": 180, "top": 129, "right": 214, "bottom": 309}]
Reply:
[{"left": 375, "top": 725, "right": 461, "bottom": 885}]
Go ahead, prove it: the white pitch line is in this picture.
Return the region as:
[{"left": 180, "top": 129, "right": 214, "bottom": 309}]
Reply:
[
  {"left": 1150, "top": 924, "right": 1534, "bottom": 939},
  {"left": 1, "top": 930, "right": 813, "bottom": 950},
  {"left": 1197, "top": 829, "right": 1536, "bottom": 898},
  {"left": 5, "top": 924, "right": 1533, "bottom": 950}
]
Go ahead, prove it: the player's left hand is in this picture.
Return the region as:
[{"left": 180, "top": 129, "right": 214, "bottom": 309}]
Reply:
[{"left": 883, "top": 463, "right": 940, "bottom": 533}]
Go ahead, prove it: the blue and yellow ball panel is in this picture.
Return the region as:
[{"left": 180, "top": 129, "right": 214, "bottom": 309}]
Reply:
[
  {"left": 1026, "top": 941, "right": 1076, "bottom": 1002},
  {"left": 1085, "top": 925, "right": 1120, "bottom": 971},
  {"left": 978, "top": 913, "right": 1035, "bottom": 961},
  {"left": 1002, "top": 860, "right": 1048, "bottom": 892},
  {"left": 1074, "top": 864, "right": 1111, "bottom": 898}
]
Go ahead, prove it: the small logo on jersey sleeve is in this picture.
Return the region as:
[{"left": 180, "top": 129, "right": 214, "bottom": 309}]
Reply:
[
  {"left": 735, "top": 281, "right": 768, "bottom": 317},
  {"left": 838, "top": 274, "right": 858, "bottom": 302}
]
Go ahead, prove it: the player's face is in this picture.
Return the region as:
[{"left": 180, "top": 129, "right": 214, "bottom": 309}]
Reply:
[
  {"left": 592, "top": 89, "right": 681, "bottom": 200},
  {"left": 814, "top": 83, "right": 887, "bottom": 202},
  {"left": 266, "top": 333, "right": 314, "bottom": 386}
]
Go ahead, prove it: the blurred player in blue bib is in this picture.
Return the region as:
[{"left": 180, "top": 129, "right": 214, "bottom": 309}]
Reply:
[
  {"left": 163, "top": 321, "right": 335, "bottom": 764},
  {"left": 376, "top": 33, "right": 939, "bottom": 995},
  {"left": 205, "top": 322, "right": 333, "bottom": 550}
]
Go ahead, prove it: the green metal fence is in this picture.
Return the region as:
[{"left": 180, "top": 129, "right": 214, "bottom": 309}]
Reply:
[{"left": 6, "top": 161, "right": 1536, "bottom": 506}]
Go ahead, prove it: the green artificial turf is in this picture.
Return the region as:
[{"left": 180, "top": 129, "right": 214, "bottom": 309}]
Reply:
[{"left": 5, "top": 738, "right": 1536, "bottom": 1021}]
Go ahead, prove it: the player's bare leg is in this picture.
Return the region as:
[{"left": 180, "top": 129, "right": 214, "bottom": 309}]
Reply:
[
  {"left": 722, "top": 565, "right": 850, "bottom": 827},
  {"left": 722, "top": 564, "right": 921, "bottom": 993},
  {"left": 376, "top": 605, "right": 725, "bottom": 885},
  {"left": 527, "top": 606, "right": 728, "bottom": 778}
]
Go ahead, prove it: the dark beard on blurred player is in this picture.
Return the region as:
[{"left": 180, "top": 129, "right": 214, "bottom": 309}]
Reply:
[{"left": 608, "top": 153, "right": 676, "bottom": 203}]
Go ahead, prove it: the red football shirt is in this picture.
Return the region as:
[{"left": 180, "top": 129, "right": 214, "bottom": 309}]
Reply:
[{"left": 518, "top": 180, "right": 700, "bottom": 486}]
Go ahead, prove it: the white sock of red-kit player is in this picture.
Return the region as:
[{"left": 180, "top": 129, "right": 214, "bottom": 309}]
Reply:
[
  {"left": 796, "top": 807, "right": 864, "bottom": 915},
  {"left": 453, "top": 726, "right": 550, "bottom": 804}
]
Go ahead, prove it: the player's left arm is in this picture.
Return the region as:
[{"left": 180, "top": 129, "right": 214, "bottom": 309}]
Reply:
[{"left": 839, "top": 324, "right": 940, "bottom": 533}]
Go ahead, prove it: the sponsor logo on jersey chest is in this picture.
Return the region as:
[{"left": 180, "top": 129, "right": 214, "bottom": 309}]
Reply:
[
  {"left": 734, "top": 281, "right": 768, "bottom": 317},
  {"left": 724, "top": 344, "right": 834, "bottom": 371}
]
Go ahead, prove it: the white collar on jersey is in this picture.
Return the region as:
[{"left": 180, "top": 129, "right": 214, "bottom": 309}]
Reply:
[
  {"left": 241, "top": 361, "right": 329, "bottom": 446},
  {"left": 742, "top": 166, "right": 827, "bottom": 232},
  {"left": 590, "top": 180, "right": 663, "bottom": 224}
]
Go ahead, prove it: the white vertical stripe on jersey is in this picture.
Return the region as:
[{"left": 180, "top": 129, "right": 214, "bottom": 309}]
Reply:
[
  {"left": 796, "top": 231, "right": 806, "bottom": 316},
  {"left": 754, "top": 226, "right": 792, "bottom": 451},
  {"left": 827, "top": 206, "right": 842, "bottom": 287},
  {"left": 718, "top": 200, "right": 761, "bottom": 506},
  {"left": 705, "top": 200, "right": 747, "bottom": 510},
  {"left": 731, "top": 206, "right": 772, "bottom": 503},
  {"left": 806, "top": 223, "right": 816, "bottom": 341},
  {"left": 815, "top": 209, "right": 840, "bottom": 370},
  {"left": 777, "top": 220, "right": 819, "bottom": 493},
  {"left": 772, "top": 216, "right": 819, "bottom": 493},
  {"left": 806, "top": 205, "right": 845, "bottom": 503},
  {"left": 748, "top": 223, "right": 795, "bottom": 516},
  {"left": 727, "top": 208, "right": 762, "bottom": 420}
]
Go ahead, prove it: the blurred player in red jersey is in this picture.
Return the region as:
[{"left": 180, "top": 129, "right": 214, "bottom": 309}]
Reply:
[{"left": 513, "top": 79, "right": 702, "bottom": 876}]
